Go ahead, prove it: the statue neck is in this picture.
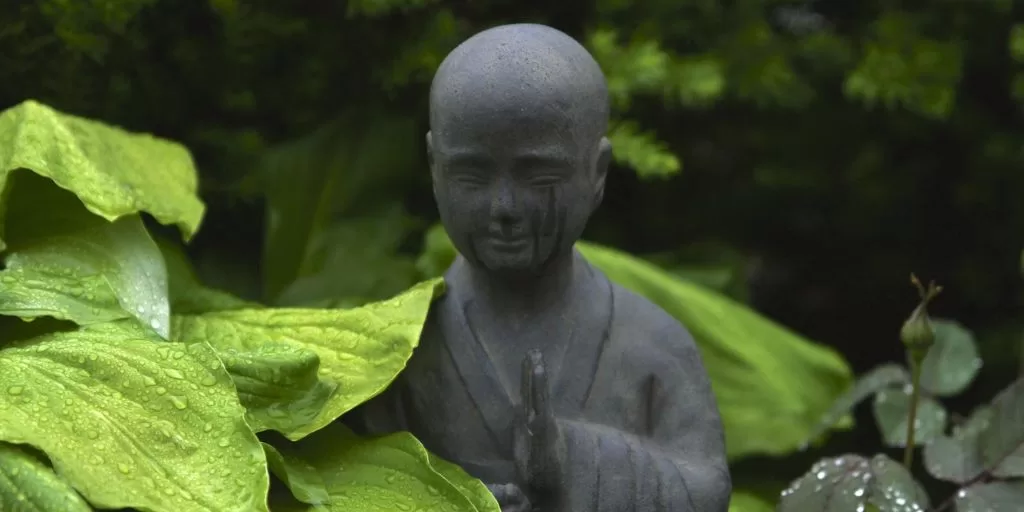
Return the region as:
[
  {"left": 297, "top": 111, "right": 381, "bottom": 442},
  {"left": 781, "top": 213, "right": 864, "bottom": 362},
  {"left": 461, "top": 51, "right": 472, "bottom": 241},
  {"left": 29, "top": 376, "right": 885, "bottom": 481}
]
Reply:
[{"left": 460, "top": 248, "right": 580, "bottom": 315}]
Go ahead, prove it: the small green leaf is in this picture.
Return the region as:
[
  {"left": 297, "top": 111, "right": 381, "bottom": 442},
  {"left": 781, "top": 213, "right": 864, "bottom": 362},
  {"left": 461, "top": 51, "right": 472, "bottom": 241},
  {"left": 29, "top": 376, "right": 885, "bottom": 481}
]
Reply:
[
  {"left": 173, "top": 278, "right": 445, "bottom": 439},
  {"left": 778, "top": 454, "right": 929, "bottom": 512},
  {"left": 872, "top": 387, "right": 947, "bottom": 447},
  {"left": 0, "top": 100, "right": 204, "bottom": 249},
  {"left": 265, "top": 422, "right": 498, "bottom": 511},
  {"left": 955, "top": 481, "right": 1024, "bottom": 512},
  {"left": 923, "top": 406, "right": 992, "bottom": 484},
  {"left": 0, "top": 322, "right": 269, "bottom": 512},
  {"left": 804, "top": 364, "right": 911, "bottom": 445},
  {"left": 0, "top": 442, "right": 90, "bottom": 511},
  {"left": 0, "top": 207, "right": 170, "bottom": 337},
  {"left": 607, "top": 121, "right": 681, "bottom": 178},
  {"left": 919, "top": 320, "right": 982, "bottom": 396},
  {"left": 414, "top": 225, "right": 854, "bottom": 459},
  {"left": 924, "top": 378, "right": 1024, "bottom": 483},
  {"left": 980, "top": 377, "right": 1024, "bottom": 478}
]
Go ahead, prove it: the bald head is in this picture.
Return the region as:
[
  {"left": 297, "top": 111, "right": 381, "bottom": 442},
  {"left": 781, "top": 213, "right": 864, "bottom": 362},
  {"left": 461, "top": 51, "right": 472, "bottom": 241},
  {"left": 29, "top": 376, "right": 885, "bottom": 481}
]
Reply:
[{"left": 429, "top": 24, "right": 610, "bottom": 151}]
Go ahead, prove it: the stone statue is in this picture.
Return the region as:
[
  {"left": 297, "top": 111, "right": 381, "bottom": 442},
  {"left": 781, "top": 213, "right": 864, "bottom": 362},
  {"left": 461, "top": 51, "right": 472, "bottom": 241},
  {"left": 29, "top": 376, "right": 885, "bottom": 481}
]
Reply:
[{"left": 346, "top": 23, "right": 731, "bottom": 511}]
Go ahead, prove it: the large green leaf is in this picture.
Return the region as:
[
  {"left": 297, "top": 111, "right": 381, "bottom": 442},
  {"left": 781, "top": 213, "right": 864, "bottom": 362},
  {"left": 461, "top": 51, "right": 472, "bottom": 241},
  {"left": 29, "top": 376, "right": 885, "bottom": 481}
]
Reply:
[
  {"left": 578, "top": 242, "right": 854, "bottom": 458},
  {"left": 0, "top": 214, "right": 170, "bottom": 338},
  {"left": 172, "top": 278, "right": 444, "bottom": 439},
  {"left": 778, "top": 454, "right": 929, "bottom": 512},
  {"left": 414, "top": 225, "right": 853, "bottom": 459},
  {"left": 872, "top": 387, "right": 947, "bottom": 447},
  {"left": 0, "top": 322, "right": 269, "bottom": 512},
  {"left": 0, "top": 100, "right": 205, "bottom": 250},
  {"left": 728, "top": 490, "right": 775, "bottom": 512},
  {"left": 0, "top": 442, "right": 90, "bottom": 511},
  {"left": 918, "top": 319, "right": 982, "bottom": 397},
  {"left": 259, "top": 112, "right": 418, "bottom": 301},
  {"left": 265, "top": 422, "right": 499, "bottom": 512}
]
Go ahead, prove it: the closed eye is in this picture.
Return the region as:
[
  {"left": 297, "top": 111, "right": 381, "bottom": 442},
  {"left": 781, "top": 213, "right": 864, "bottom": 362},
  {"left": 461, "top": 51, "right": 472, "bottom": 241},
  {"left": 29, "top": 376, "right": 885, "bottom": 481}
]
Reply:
[
  {"left": 450, "top": 172, "right": 489, "bottom": 186},
  {"left": 528, "top": 175, "right": 564, "bottom": 187}
]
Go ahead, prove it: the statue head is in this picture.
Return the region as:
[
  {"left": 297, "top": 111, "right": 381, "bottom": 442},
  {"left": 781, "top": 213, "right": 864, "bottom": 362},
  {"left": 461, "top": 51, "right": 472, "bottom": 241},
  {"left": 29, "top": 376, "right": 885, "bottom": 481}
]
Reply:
[{"left": 427, "top": 23, "right": 612, "bottom": 277}]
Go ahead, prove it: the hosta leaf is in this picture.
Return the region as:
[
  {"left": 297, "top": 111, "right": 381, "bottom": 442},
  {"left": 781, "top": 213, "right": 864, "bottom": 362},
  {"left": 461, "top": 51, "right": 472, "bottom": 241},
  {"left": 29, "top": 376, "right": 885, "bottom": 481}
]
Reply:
[
  {"left": 172, "top": 278, "right": 445, "bottom": 439},
  {"left": 872, "top": 387, "right": 947, "bottom": 447},
  {"left": 923, "top": 406, "right": 992, "bottom": 484},
  {"left": 265, "top": 422, "right": 498, "bottom": 512},
  {"left": 0, "top": 216, "right": 170, "bottom": 338},
  {"left": 0, "top": 442, "right": 90, "bottom": 511},
  {"left": 954, "top": 481, "right": 1024, "bottom": 512},
  {"left": 778, "top": 454, "right": 929, "bottom": 512},
  {"left": 0, "top": 100, "right": 204, "bottom": 250},
  {"left": 919, "top": 320, "right": 982, "bottom": 396},
  {"left": 414, "top": 224, "right": 854, "bottom": 459},
  {"left": 1, "top": 173, "right": 171, "bottom": 337},
  {"left": 0, "top": 322, "right": 269, "bottom": 512},
  {"left": 219, "top": 344, "right": 336, "bottom": 434},
  {"left": 805, "top": 364, "right": 911, "bottom": 445}
]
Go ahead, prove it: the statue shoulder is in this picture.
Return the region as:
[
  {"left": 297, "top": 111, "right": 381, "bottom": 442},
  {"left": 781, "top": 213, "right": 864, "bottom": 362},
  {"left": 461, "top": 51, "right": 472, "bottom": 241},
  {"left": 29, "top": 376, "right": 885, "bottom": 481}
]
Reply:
[{"left": 607, "top": 280, "right": 701, "bottom": 366}]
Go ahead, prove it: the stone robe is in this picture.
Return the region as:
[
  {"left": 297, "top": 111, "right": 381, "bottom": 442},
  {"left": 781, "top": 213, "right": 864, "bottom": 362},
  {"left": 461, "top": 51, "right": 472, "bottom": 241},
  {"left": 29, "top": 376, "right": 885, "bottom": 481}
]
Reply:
[{"left": 345, "top": 257, "right": 731, "bottom": 511}]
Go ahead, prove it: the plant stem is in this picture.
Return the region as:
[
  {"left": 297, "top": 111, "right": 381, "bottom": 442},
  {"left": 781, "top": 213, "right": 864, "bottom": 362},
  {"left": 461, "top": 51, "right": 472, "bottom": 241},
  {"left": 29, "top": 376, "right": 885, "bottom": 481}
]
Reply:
[{"left": 904, "top": 357, "right": 923, "bottom": 468}]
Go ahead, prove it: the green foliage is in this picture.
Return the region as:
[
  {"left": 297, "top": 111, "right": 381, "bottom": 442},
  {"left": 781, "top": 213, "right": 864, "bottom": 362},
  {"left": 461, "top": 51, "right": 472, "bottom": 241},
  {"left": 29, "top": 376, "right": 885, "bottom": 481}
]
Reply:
[
  {"left": 416, "top": 224, "right": 854, "bottom": 460},
  {"left": 781, "top": 288, "right": 1024, "bottom": 511},
  {"left": 0, "top": 442, "right": 90, "bottom": 511},
  {"left": 265, "top": 423, "right": 497, "bottom": 511},
  {"left": 0, "top": 102, "right": 477, "bottom": 511}
]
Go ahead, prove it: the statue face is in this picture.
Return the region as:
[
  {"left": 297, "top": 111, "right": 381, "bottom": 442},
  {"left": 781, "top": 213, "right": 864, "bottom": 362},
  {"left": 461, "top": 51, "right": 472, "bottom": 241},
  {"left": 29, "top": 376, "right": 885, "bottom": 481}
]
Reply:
[{"left": 429, "top": 104, "right": 604, "bottom": 276}]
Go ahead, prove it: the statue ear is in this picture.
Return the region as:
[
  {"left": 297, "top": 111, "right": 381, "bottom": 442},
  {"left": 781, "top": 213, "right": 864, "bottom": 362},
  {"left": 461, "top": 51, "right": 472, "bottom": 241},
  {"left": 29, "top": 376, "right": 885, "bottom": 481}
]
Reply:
[
  {"left": 426, "top": 131, "right": 435, "bottom": 171},
  {"left": 592, "top": 137, "right": 612, "bottom": 211}
]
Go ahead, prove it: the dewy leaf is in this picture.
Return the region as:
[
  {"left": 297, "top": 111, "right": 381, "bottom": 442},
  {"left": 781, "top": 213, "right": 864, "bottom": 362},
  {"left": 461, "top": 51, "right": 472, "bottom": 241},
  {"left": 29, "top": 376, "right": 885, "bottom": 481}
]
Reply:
[
  {"left": 923, "top": 406, "right": 992, "bottom": 484},
  {"left": 804, "top": 364, "right": 911, "bottom": 445},
  {"left": 0, "top": 100, "right": 205, "bottom": 249},
  {"left": 872, "top": 387, "right": 947, "bottom": 447},
  {"left": 924, "top": 378, "right": 1024, "bottom": 483},
  {"left": 979, "top": 377, "right": 1024, "bottom": 478},
  {"left": 0, "top": 322, "right": 269, "bottom": 512},
  {"left": 0, "top": 214, "right": 171, "bottom": 337},
  {"left": 1, "top": 173, "right": 172, "bottom": 336},
  {"left": 778, "top": 454, "right": 929, "bottom": 512},
  {"left": 172, "top": 278, "right": 445, "bottom": 440},
  {"left": 414, "top": 225, "right": 855, "bottom": 459},
  {"left": 0, "top": 442, "right": 91, "bottom": 511},
  {"left": 954, "top": 481, "right": 1024, "bottom": 512},
  {"left": 918, "top": 319, "right": 983, "bottom": 396},
  {"left": 265, "top": 422, "right": 499, "bottom": 512}
]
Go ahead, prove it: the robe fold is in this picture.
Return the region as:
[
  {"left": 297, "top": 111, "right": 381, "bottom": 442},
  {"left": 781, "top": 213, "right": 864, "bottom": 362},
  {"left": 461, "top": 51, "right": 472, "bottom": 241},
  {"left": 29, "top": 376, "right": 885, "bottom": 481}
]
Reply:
[{"left": 345, "top": 256, "right": 731, "bottom": 511}]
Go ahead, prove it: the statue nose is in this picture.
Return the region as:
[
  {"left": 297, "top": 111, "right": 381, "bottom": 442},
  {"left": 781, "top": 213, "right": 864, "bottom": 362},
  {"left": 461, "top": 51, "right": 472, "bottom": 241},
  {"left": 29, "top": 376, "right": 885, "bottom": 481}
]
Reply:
[{"left": 490, "top": 182, "right": 517, "bottom": 223}]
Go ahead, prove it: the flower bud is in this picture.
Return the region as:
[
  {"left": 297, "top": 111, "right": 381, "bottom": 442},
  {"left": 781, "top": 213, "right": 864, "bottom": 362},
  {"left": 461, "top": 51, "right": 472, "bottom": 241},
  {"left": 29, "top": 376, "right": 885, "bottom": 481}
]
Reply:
[{"left": 900, "top": 274, "right": 942, "bottom": 364}]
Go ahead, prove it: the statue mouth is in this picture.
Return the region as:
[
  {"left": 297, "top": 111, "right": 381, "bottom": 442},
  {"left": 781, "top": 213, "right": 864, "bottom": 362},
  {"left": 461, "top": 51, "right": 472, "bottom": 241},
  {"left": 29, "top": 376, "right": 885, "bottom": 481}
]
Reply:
[{"left": 486, "top": 236, "right": 529, "bottom": 251}]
